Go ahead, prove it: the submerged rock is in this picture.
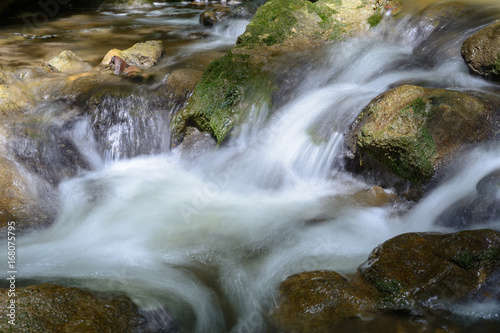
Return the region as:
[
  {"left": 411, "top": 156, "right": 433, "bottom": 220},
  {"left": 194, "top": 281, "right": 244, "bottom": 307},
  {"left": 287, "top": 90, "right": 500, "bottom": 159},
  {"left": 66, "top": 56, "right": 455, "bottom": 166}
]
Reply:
[
  {"left": 344, "top": 85, "right": 500, "bottom": 198},
  {"left": 0, "top": 284, "right": 143, "bottom": 332},
  {"left": 172, "top": 0, "right": 402, "bottom": 144},
  {"left": 45, "top": 50, "right": 92, "bottom": 74},
  {"left": 462, "top": 20, "right": 500, "bottom": 81},
  {"left": 101, "top": 40, "right": 164, "bottom": 70}
]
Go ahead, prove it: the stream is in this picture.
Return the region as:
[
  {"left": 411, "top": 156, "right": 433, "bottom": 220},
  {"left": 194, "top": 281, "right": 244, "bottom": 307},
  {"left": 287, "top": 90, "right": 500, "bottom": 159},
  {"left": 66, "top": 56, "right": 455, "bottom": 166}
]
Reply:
[{"left": 1, "top": 1, "right": 500, "bottom": 332}]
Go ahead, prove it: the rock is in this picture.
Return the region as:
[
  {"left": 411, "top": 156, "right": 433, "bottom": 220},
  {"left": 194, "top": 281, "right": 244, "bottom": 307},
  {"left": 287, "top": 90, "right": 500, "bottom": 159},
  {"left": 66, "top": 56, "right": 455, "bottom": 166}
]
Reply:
[
  {"left": 172, "top": 0, "right": 402, "bottom": 145},
  {"left": 0, "top": 84, "right": 34, "bottom": 117},
  {"left": 270, "top": 229, "right": 500, "bottom": 332},
  {"left": 100, "top": 0, "right": 154, "bottom": 9},
  {"left": 45, "top": 50, "right": 92, "bottom": 74},
  {"left": 359, "top": 229, "right": 500, "bottom": 310},
  {"left": 101, "top": 40, "right": 164, "bottom": 70},
  {"left": 162, "top": 68, "right": 203, "bottom": 106},
  {"left": 0, "top": 284, "right": 143, "bottom": 332},
  {"left": 344, "top": 85, "right": 500, "bottom": 197},
  {"left": 0, "top": 155, "right": 55, "bottom": 231},
  {"left": 268, "top": 270, "right": 377, "bottom": 333},
  {"left": 462, "top": 20, "right": 500, "bottom": 81},
  {"left": 174, "top": 127, "right": 216, "bottom": 160},
  {"left": 83, "top": 84, "right": 170, "bottom": 160},
  {"left": 435, "top": 168, "right": 500, "bottom": 228},
  {"left": 200, "top": 7, "right": 233, "bottom": 27}
]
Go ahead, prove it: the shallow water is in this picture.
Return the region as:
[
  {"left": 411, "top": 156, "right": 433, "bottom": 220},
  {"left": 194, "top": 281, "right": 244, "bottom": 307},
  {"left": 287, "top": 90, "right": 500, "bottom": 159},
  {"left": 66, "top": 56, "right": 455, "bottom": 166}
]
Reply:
[{"left": 1, "top": 1, "right": 500, "bottom": 332}]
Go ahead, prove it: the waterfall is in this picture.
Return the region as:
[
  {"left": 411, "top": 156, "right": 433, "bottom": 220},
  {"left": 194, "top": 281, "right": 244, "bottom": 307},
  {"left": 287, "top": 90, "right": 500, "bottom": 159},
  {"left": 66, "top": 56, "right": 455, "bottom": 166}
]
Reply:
[{"left": 2, "top": 1, "right": 500, "bottom": 332}]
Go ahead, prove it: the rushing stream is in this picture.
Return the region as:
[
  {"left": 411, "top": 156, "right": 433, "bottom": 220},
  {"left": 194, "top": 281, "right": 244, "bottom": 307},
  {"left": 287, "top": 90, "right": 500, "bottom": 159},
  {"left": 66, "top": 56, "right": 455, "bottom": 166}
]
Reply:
[{"left": 2, "top": 1, "right": 500, "bottom": 332}]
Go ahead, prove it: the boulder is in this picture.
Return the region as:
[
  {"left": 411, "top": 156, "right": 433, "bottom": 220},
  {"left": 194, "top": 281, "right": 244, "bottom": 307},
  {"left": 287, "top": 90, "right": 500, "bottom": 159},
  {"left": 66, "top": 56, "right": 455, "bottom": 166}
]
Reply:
[
  {"left": 101, "top": 40, "right": 164, "bottom": 70},
  {"left": 172, "top": 0, "right": 403, "bottom": 145},
  {"left": 0, "top": 284, "right": 143, "bottom": 332},
  {"left": 359, "top": 229, "right": 500, "bottom": 309},
  {"left": 268, "top": 270, "right": 377, "bottom": 333},
  {"left": 270, "top": 229, "right": 500, "bottom": 332},
  {"left": 344, "top": 85, "right": 500, "bottom": 197},
  {"left": 45, "top": 50, "right": 93, "bottom": 74},
  {"left": 462, "top": 20, "right": 500, "bottom": 81}
]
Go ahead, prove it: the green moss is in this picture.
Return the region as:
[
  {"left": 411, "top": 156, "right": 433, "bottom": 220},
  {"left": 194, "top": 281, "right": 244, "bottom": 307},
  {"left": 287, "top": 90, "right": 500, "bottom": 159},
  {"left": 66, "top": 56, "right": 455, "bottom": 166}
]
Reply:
[
  {"left": 367, "top": 11, "right": 383, "bottom": 27},
  {"left": 237, "top": 0, "right": 304, "bottom": 47},
  {"left": 172, "top": 51, "right": 273, "bottom": 143}
]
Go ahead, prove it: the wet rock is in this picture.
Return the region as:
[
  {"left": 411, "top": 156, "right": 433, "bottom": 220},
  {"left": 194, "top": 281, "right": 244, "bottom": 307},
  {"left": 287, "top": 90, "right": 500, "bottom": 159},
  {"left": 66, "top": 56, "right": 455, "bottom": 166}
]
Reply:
[
  {"left": 0, "top": 284, "right": 144, "bottom": 332},
  {"left": 83, "top": 84, "right": 170, "bottom": 160},
  {"left": 0, "top": 155, "right": 56, "bottom": 231},
  {"left": 172, "top": 0, "right": 402, "bottom": 144},
  {"left": 359, "top": 229, "right": 500, "bottom": 310},
  {"left": 200, "top": 7, "right": 233, "bottom": 27},
  {"left": 162, "top": 68, "right": 202, "bottom": 106},
  {"left": 101, "top": 40, "right": 164, "bottom": 70},
  {"left": 45, "top": 50, "right": 93, "bottom": 74},
  {"left": 0, "top": 84, "right": 34, "bottom": 117},
  {"left": 268, "top": 270, "right": 377, "bottom": 333},
  {"left": 462, "top": 20, "right": 500, "bottom": 81},
  {"left": 344, "top": 85, "right": 500, "bottom": 198},
  {"left": 174, "top": 127, "right": 216, "bottom": 160},
  {"left": 435, "top": 169, "right": 500, "bottom": 228}
]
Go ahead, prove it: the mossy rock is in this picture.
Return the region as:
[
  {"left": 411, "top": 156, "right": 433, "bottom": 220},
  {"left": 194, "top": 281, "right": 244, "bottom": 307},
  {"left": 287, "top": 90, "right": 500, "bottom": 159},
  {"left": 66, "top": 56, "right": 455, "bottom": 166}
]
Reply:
[
  {"left": 359, "top": 229, "right": 500, "bottom": 310},
  {"left": 268, "top": 270, "right": 378, "bottom": 333},
  {"left": 461, "top": 20, "right": 500, "bottom": 81},
  {"left": 344, "top": 85, "right": 500, "bottom": 195},
  {"left": 172, "top": 0, "right": 402, "bottom": 145},
  {"left": 0, "top": 284, "right": 143, "bottom": 332}
]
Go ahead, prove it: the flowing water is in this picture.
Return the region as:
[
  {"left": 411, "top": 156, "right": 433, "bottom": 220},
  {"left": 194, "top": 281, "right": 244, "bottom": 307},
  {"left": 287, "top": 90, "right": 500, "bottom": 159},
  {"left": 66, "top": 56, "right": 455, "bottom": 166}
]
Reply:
[{"left": 2, "top": 1, "right": 500, "bottom": 332}]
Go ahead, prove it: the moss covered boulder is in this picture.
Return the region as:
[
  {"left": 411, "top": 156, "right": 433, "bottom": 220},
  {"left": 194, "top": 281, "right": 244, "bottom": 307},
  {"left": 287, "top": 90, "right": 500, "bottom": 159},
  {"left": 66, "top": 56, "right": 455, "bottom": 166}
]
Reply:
[
  {"left": 359, "top": 229, "right": 500, "bottom": 310},
  {"left": 268, "top": 270, "right": 377, "bottom": 333},
  {"left": 172, "top": 0, "right": 402, "bottom": 144},
  {"left": 101, "top": 40, "right": 164, "bottom": 70},
  {"left": 344, "top": 85, "right": 500, "bottom": 196},
  {"left": 461, "top": 20, "right": 500, "bottom": 81},
  {"left": 0, "top": 284, "right": 143, "bottom": 332}
]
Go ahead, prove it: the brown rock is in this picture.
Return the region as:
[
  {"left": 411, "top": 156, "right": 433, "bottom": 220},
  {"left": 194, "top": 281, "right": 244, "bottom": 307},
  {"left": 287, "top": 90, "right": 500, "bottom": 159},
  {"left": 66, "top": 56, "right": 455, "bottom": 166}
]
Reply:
[
  {"left": 461, "top": 20, "right": 500, "bottom": 80},
  {"left": 269, "top": 270, "right": 377, "bottom": 333},
  {"left": 0, "top": 284, "right": 143, "bottom": 332},
  {"left": 359, "top": 229, "right": 500, "bottom": 309}
]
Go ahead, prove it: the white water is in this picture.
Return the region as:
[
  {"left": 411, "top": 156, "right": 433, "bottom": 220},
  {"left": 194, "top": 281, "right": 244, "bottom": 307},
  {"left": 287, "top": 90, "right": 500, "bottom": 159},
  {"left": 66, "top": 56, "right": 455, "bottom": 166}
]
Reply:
[{"left": 3, "top": 4, "right": 500, "bottom": 333}]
